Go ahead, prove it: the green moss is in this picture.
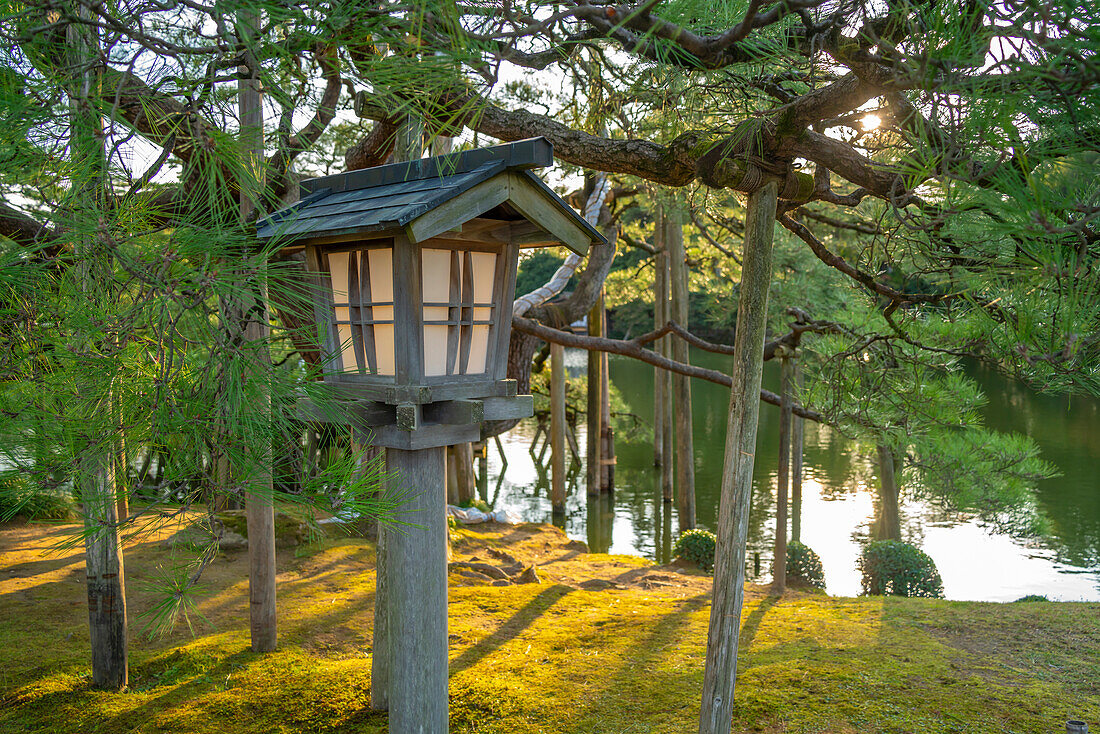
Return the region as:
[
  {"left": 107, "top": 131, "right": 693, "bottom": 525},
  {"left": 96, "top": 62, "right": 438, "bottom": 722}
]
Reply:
[{"left": 1, "top": 522, "right": 1097, "bottom": 734}]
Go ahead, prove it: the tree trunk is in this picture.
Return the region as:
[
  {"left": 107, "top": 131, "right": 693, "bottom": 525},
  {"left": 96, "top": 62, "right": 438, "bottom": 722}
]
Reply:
[
  {"left": 790, "top": 359, "right": 804, "bottom": 543},
  {"left": 876, "top": 444, "right": 902, "bottom": 541},
  {"left": 772, "top": 354, "right": 792, "bottom": 594},
  {"left": 586, "top": 291, "right": 605, "bottom": 496},
  {"left": 698, "top": 181, "right": 778, "bottom": 734},
  {"left": 668, "top": 209, "right": 695, "bottom": 528},
  {"left": 550, "top": 342, "right": 566, "bottom": 514},
  {"left": 68, "top": 7, "right": 128, "bottom": 690},
  {"left": 237, "top": 9, "right": 277, "bottom": 653}
]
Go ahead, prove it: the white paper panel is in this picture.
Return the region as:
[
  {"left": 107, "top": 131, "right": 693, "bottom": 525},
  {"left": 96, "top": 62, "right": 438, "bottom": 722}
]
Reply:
[
  {"left": 468, "top": 325, "right": 490, "bottom": 374},
  {"left": 423, "top": 305, "right": 449, "bottom": 323},
  {"left": 471, "top": 251, "right": 496, "bottom": 304},
  {"left": 368, "top": 248, "right": 393, "bottom": 303},
  {"left": 424, "top": 325, "right": 449, "bottom": 376},
  {"left": 333, "top": 306, "right": 358, "bottom": 373},
  {"left": 421, "top": 248, "right": 452, "bottom": 303},
  {"left": 374, "top": 324, "right": 395, "bottom": 375},
  {"left": 328, "top": 252, "right": 351, "bottom": 303}
]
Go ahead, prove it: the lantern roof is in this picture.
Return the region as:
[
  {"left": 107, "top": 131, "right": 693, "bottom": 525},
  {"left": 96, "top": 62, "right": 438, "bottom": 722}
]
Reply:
[{"left": 256, "top": 137, "right": 605, "bottom": 255}]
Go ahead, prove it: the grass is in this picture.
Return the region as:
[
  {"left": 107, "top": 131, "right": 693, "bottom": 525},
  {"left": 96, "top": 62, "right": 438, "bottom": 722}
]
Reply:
[{"left": 0, "top": 517, "right": 1097, "bottom": 733}]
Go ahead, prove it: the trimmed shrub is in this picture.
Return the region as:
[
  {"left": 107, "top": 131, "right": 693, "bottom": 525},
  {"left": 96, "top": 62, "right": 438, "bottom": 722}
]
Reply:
[
  {"left": 673, "top": 529, "right": 717, "bottom": 572},
  {"left": 1013, "top": 594, "right": 1049, "bottom": 603},
  {"left": 786, "top": 540, "right": 826, "bottom": 590},
  {"left": 858, "top": 540, "right": 944, "bottom": 598}
]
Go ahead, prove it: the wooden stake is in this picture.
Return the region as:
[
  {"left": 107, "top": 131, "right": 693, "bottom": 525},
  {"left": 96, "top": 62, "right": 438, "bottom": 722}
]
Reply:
[
  {"left": 455, "top": 443, "right": 475, "bottom": 505},
  {"left": 773, "top": 353, "right": 792, "bottom": 594},
  {"left": 385, "top": 447, "right": 449, "bottom": 734},
  {"left": 653, "top": 207, "right": 666, "bottom": 471},
  {"left": 791, "top": 360, "right": 804, "bottom": 543},
  {"left": 699, "top": 181, "right": 778, "bottom": 734},
  {"left": 667, "top": 210, "right": 696, "bottom": 528},
  {"left": 586, "top": 290, "right": 605, "bottom": 496},
  {"left": 876, "top": 444, "right": 902, "bottom": 541},
  {"left": 550, "top": 342, "right": 567, "bottom": 513}
]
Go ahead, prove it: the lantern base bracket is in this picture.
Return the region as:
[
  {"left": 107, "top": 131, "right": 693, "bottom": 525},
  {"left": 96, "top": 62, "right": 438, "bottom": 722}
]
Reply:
[{"left": 297, "top": 394, "right": 533, "bottom": 450}]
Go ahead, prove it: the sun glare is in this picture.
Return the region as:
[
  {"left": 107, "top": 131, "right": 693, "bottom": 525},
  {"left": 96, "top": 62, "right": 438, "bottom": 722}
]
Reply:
[{"left": 862, "top": 114, "right": 882, "bottom": 131}]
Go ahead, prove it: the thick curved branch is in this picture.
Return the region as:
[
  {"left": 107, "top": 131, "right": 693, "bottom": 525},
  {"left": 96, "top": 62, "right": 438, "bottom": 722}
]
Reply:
[
  {"left": 512, "top": 315, "right": 825, "bottom": 422},
  {"left": 0, "top": 202, "right": 59, "bottom": 251}
]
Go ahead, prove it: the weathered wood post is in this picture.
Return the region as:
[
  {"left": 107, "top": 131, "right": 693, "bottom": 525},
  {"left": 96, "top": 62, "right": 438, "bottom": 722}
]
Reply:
[
  {"left": 790, "top": 358, "right": 804, "bottom": 543},
  {"left": 699, "top": 181, "right": 778, "bottom": 734},
  {"left": 237, "top": 8, "right": 278, "bottom": 654},
  {"left": 667, "top": 209, "right": 696, "bottom": 528},
  {"left": 454, "top": 443, "right": 476, "bottom": 505},
  {"left": 551, "top": 341, "right": 567, "bottom": 515},
  {"left": 773, "top": 350, "right": 792, "bottom": 594},
  {"left": 657, "top": 246, "right": 674, "bottom": 503},
  {"left": 67, "top": 7, "right": 128, "bottom": 690},
  {"left": 586, "top": 289, "right": 605, "bottom": 496},
  {"left": 386, "top": 447, "right": 449, "bottom": 734}
]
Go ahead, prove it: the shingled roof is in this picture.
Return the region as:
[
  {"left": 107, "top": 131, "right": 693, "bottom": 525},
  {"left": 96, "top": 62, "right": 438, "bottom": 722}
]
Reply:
[{"left": 255, "top": 137, "right": 605, "bottom": 253}]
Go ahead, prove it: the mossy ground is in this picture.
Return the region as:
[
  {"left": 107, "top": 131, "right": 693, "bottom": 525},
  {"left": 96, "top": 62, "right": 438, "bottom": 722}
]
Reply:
[{"left": 1, "top": 517, "right": 1097, "bottom": 733}]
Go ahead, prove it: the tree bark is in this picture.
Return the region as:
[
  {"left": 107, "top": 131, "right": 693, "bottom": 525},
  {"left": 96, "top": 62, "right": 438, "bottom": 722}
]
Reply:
[
  {"left": 668, "top": 209, "right": 696, "bottom": 528},
  {"left": 876, "top": 444, "right": 902, "bottom": 541},
  {"left": 772, "top": 354, "right": 792, "bottom": 594},
  {"left": 699, "top": 182, "right": 778, "bottom": 734}
]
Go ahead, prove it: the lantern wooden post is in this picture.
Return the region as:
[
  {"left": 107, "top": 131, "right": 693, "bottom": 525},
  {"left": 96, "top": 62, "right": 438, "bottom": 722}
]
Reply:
[{"left": 386, "top": 447, "right": 449, "bottom": 734}]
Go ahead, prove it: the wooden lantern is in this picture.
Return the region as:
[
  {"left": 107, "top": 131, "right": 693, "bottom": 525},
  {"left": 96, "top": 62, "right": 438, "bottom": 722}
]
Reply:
[{"left": 257, "top": 137, "right": 605, "bottom": 449}]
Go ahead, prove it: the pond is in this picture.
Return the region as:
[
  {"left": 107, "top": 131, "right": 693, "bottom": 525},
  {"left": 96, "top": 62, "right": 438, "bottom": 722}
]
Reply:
[{"left": 480, "top": 348, "right": 1100, "bottom": 602}]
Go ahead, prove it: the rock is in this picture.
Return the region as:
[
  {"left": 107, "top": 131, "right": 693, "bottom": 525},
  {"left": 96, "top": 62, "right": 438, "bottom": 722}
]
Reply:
[
  {"left": 448, "top": 561, "right": 509, "bottom": 580},
  {"left": 485, "top": 547, "right": 519, "bottom": 565},
  {"left": 217, "top": 530, "right": 248, "bottom": 550},
  {"left": 490, "top": 579, "right": 512, "bottom": 587},
  {"left": 516, "top": 565, "right": 541, "bottom": 584}
]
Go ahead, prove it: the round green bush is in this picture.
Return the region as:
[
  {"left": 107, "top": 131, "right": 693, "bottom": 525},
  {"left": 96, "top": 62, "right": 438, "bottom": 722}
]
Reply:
[
  {"left": 786, "top": 540, "right": 826, "bottom": 590},
  {"left": 858, "top": 540, "right": 944, "bottom": 598},
  {"left": 673, "top": 529, "right": 717, "bottom": 572},
  {"left": 1013, "top": 594, "right": 1049, "bottom": 603}
]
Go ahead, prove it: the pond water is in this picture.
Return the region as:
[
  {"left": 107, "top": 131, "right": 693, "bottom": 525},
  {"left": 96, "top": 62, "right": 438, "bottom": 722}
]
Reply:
[{"left": 480, "top": 349, "right": 1100, "bottom": 602}]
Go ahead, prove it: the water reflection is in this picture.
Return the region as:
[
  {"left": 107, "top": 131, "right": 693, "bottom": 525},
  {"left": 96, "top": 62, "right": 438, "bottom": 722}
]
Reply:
[{"left": 484, "top": 349, "right": 1100, "bottom": 601}]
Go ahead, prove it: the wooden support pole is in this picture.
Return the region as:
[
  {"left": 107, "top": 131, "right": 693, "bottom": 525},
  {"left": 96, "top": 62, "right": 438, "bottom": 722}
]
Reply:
[
  {"left": 699, "top": 181, "right": 778, "bottom": 734},
  {"left": 667, "top": 209, "right": 695, "bottom": 528},
  {"left": 599, "top": 304, "right": 614, "bottom": 491},
  {"left": 550, "top": 342, "right": 567, "bottom": 514},
  {"left": 586, "top": 290, "right": 605, "bottom": 496},
  {"left": 653, "top": 208, "right": 666, "bottom": 471},
  {"left": 446, "top": 447, "right": 459, "bottom": 505},
  {"left": 372, "top": 116, "right": 423, "bottom": 711},
  {"left": 455, "top": 443, "right": 475, "bottom": 505},
  {"left": 773, "top": 353, "right": 792, "bottom": 594},
  {"left": 876, "top": 444, "right": 902, "bottom": 541},
  {"left": 385, "top": 447, "right": 449, "bottom": 734},
  {"left": 791, "top": 360, "right": 804, "bottom": 543}
]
